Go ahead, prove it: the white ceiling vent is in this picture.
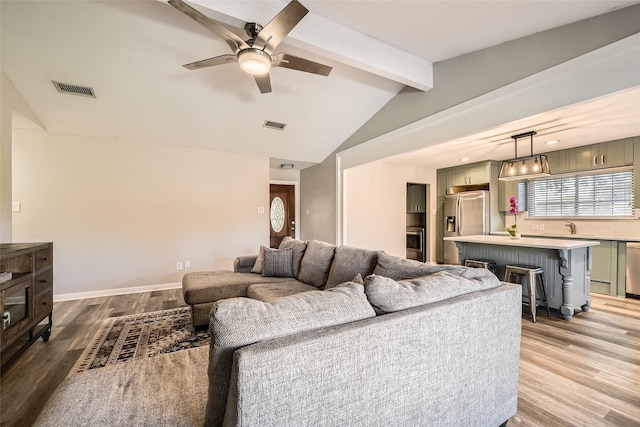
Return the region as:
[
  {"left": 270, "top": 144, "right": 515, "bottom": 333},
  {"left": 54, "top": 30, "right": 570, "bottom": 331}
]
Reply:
[
  {"left": 52, "top": 81, "right": 96, "bottom": 98},
  {"left": 263, "top": 120, "right": 287, "bottom": 131}
]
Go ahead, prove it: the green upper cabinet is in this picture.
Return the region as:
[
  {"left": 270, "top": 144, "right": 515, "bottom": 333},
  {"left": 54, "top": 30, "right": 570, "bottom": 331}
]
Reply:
[
  {"left": 544, "top": 149, "right": 569, "bottom": 174},
  {"left": 437, "top": 161, "right": 494, "bottom": 195},
  {"left": 450, "top": 164, "right": 488, "bottom": 186},
  {"left": 436, "top": 171, "right": 449, "bottom": 197},
  {"left": 407, "top": 183, "right": 426, "bottom": 213},
  {"left": 568, "top": 138, "right": 634, "bottom": 171}
]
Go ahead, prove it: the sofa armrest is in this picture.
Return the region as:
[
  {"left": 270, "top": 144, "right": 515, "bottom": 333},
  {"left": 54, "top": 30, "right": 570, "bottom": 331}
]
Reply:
[{"left": 234, "top": 256, "right": 257, "bottom": 273}]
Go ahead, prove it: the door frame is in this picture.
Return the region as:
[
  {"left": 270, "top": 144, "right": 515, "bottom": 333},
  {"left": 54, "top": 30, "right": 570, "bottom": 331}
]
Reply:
[{"left": 269, "top": 180, "right": 300, "bottom": 240}]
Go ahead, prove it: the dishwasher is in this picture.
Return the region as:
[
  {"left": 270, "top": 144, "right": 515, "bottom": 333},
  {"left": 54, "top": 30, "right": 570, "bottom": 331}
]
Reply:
[{"left": 627, "top": 242, "right": 640, "bottom": 299}]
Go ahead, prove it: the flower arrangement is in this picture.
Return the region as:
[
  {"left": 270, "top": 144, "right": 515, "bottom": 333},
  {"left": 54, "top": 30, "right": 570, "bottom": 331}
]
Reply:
[{"left": 506, "top": 196, "right": 519, "bottom": 237}]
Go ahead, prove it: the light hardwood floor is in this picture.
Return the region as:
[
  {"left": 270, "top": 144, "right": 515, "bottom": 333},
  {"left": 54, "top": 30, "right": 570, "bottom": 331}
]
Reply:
[{"left": 1, "top": 291, "right": 638, "bottom": 426}]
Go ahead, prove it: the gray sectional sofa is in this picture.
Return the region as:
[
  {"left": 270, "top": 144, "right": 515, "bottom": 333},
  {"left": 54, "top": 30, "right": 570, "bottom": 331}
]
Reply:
[{"left": 183, "top": 237, "right": 522, "bottom": 427}]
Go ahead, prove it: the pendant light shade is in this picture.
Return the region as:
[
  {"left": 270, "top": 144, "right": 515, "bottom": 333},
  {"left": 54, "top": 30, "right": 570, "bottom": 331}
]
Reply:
[{"left": 498, "top": 131, "right": 551, "bottom": 181}]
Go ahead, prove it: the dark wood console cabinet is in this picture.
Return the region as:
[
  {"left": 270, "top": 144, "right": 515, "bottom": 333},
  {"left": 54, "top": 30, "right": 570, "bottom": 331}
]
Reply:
[{"left": 1, "top": 242, "right": 53, "bottom": 368}]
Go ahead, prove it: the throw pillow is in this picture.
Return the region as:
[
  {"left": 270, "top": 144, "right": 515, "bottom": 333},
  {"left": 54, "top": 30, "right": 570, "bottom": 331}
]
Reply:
[
  {"left": 250, "top": 245, "right": 265, "bottom": 274},
  {"left": 297, "top": 240, "right": 336, "bottom": 288},
  {"left": 204, "top": 283, "right": 376, "bottom": 427},
  {"left": 325, "top": 245, "right": 377, "bottom": 289},
  {"left": 278, "top": 236, "right": 307, "bottom": 278},
  {"left": 262, "top": 246, "right": 294, "bottom": 277},
  {"left": 364, "top": 267, "right": 501, "bottom": 314},
  {"left": 352, "top": 273, "right": 364, "bottom": 284}
]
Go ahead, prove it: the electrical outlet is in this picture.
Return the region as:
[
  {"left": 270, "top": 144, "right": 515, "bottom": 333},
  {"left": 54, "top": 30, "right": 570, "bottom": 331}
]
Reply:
[
  {"left": 176, "top": 261, "right": 183, "bottom": 270},
  {"left": 257, "top": 207, "right": 265, "bottom": 214},
  {"left": 539, "top": 224, "right": 545, "bottom": 231},
  {"left": 11, "top": 202, "right": 20, "bottom": 213},
  {"left": 184, "top": 260, "right": 191, "bottom": 269}
]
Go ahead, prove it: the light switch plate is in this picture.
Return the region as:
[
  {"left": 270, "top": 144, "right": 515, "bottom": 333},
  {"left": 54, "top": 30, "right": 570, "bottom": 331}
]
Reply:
[{"left": 11, "top": 202, "right": 20, "bottom": 213}]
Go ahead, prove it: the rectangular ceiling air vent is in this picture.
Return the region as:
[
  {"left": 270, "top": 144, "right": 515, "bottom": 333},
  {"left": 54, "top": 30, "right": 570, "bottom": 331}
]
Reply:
[
  {"left": 263, "top": 120, "right": 287, "bottom": 131},
  {"left": 52, "top": 81, "right": 96, "bottom": 98}
]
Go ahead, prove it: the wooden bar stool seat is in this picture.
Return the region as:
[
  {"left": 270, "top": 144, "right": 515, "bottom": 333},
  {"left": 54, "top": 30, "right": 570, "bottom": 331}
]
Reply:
[
  {"left": 504, "top": 264, "right": 550, "bottom": 322},
  {"left": 464, "top": 259, "right": 498, "bottom": 276}
]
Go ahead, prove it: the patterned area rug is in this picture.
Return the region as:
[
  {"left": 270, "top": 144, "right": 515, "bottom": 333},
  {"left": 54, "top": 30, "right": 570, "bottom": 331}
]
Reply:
[{"left": 72, "top": 307, "right": 209, "bottom": 374}]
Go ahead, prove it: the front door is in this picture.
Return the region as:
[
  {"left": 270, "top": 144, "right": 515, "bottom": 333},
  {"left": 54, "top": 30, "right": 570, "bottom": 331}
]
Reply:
[{"left": 269, "top": 184, "right": 295, "bottom": 248}]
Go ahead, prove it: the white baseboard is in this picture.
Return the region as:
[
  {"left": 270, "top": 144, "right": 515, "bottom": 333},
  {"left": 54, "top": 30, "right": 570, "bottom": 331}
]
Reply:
[{"left": 53, "top": 282, "right": 182, "bottom": 302}]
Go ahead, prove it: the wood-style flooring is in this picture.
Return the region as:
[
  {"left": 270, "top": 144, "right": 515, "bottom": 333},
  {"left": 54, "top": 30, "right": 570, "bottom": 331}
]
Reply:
[{"left": 0, "top": 290, "right": 639, "bottom": 426}]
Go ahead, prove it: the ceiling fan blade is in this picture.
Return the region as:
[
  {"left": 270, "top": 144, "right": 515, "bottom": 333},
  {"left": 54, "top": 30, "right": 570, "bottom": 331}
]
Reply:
[
  {"left": 254, "top": 74, "right": 272, "bottom": 94},
  {"left": 183, "top": 54, "right": 237, "bottom": 70},
  {"left": 254, "top": 0, "right": 308, "bottom": 54},
  {"left": 273, "top": 53, "right": 332, "bottom": 76},
  {"left": 168, "top": 0, "right": 249, "bottom": 53}
]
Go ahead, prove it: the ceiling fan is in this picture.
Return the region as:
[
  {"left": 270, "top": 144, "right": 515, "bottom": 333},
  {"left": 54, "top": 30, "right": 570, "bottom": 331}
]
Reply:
[{"left": 168, "top": 0, "right": 332, "bottom": 94}]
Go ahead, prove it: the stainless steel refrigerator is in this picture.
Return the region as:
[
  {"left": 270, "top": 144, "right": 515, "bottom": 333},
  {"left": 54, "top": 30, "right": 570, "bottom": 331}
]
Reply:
[{"left": 443, "top": 190, "right": 490, "bottom": 264}]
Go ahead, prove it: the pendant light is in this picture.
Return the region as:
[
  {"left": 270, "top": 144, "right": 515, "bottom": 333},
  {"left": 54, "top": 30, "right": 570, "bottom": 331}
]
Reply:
[{"left": 498, "top": 131, "right": 551, "bottom": 181}]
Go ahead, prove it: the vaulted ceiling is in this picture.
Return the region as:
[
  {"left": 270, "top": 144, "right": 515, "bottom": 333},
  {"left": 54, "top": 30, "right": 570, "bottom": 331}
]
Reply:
[{"left": 2, "top": 0, "right": 638, "bottom": 170}]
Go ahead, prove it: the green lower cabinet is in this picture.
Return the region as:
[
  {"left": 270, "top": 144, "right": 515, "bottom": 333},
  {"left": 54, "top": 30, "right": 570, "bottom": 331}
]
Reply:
[{"left": 590, "top": 241, "right": 617, "bottom": 296}]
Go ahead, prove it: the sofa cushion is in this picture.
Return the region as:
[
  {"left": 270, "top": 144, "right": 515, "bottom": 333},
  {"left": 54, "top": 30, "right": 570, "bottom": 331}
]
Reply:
[
  {"left": 326, "top": 245, "right": 377, "bottom": 289},
  {"left": 205, "top": 283, "right": 376, "bottom": 427},
  {"left": 250, "top": 245, "right": 265, "bottom": 274},
  {"left": 262, "top": 247, "right": 294, "bottom": 277},
  {"left": 297, "top": 240, "right": 336, "bottom": 288},
  {"left": 373, "top": 252, "right": 463, "bottom": 280},
  {"left": 278, "top": 237, "right": 307, "bottom": 278},
  {"left": 364, "top": 267, "right": 501, "bottom": 314},
  {"left": 182, "top": 271, "right": 292, "bottom": 305},
  {"left": 247, "top": 280, "right": 317, "bottom": 302}
]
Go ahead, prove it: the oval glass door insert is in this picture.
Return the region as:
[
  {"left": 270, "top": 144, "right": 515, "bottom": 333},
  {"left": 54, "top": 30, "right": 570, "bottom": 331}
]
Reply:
[{"left": 270, "top": 196, "right": 285, "bottom": 232}]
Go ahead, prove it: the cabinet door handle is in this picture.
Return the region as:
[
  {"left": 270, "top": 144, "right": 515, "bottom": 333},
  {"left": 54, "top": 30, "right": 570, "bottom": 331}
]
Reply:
[
  {"left": 593, "top": 155, "right": 597, "bottom": 166},
  {"left": 601, "top": 154, "right": 605, "bottom": 164},
  {"left": 40, "top": 257, "right": 48, "bottom": 261},
  {"left": 39, "top": 279, "right": 48, "bottom": 283}
]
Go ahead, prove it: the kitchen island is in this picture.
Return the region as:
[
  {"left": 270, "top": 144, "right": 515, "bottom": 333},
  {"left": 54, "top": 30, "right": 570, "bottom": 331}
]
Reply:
[{"left": 443, "top": 235, "right": 599, "bottom": 320}]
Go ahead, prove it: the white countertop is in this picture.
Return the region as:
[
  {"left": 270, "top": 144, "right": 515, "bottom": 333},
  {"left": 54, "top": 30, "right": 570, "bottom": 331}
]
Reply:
[
  {"left": 444, "top": 234, "right": 600, "bottom": 249},
  {"left": 498, "top": 231, "right": 640, "bottom": 242}
]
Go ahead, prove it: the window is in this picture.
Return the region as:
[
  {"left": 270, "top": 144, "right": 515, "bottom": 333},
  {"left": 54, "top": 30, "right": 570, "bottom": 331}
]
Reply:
[{"left": 527, "top": 167, "right": 634, "bottom": 217}]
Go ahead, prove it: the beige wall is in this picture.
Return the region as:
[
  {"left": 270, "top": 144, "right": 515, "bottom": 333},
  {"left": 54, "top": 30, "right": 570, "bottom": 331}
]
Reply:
[
  {"left": 344, "top": 160, "right": 435, "bottom": 260},
  {"left": 269, "top": 167, "right": 300, "bottom": 182},
  {"left": 1, "top": 72, "right": 44, "bottom": 242},
  {"left": 12, "top": 129, "right": 269, "bottom": 297}
]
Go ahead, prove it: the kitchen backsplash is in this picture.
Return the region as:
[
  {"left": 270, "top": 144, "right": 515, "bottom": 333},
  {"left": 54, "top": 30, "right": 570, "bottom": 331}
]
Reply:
[{"left": 507, "top": 211, "right": 640, "bottom": 239}]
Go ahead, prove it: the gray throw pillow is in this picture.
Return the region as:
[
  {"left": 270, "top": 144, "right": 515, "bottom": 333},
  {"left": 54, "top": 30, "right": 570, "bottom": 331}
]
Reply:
[
  {"left": 250, "top": 245, "right": 265, "bottom": 274},
  {"left": 326, "top": 245, "right": 377, "bottom": 289},
  {"left": 373, "top": 251, "right": 462, "bottom": 280},
  {"left": 364, "top": 267, "right": 500, "bottom": 313},
  {"left": 298, "top": 240, "right": 336, "bottom": 288},
  {"left": 205, "top": 283, "right": 376, "bottom": 427},
  {"left": 262, "top": 246, "right": 294, "bottom": 277},
  {"left": 278, "top": 236, "right": 307, "bottom": 278}
]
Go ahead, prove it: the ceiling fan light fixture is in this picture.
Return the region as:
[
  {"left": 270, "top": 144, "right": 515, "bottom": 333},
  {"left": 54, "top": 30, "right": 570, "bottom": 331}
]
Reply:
[{"left": 238, "top": 49, "right": 272, "bottom": 76}]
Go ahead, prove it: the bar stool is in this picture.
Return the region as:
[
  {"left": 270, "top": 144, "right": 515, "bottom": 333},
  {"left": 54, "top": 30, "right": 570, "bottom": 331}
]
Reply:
[
  {"left": 464, "top": 259, "right": 498, "bottom": 276},
  {"left": 504, "top": 264, "right": 550, "bottom": 322}
]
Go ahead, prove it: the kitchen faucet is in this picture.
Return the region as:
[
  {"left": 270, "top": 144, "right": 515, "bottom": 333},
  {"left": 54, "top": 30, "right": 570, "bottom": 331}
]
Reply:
[{"left": 565, "top": 221, "right": 576, "bottom": 234}]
